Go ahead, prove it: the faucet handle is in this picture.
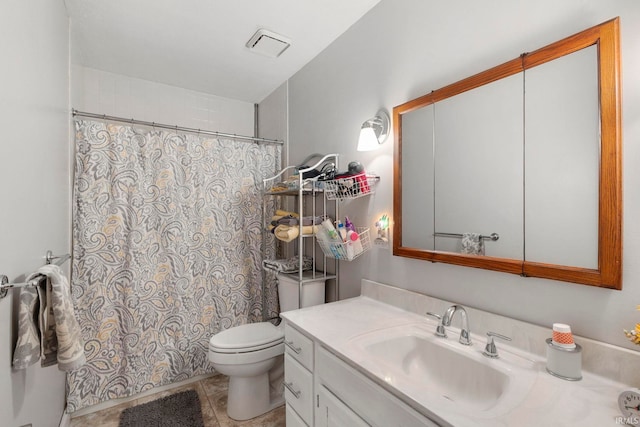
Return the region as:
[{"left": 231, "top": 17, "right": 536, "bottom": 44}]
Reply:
[
  {"left": 483, "top": 331, "right": 512, "bottom": 358},
  {"left": 425, "top": 312, "right": 447, "bottom": 338}
]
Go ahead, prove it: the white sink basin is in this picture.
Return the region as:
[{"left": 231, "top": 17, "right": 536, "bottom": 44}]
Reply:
[
  {"left": 366, "top": 334, "right": 509, "bottom": 410},
  {"left": 347, "top": 322, "right": 538, "bottom": 418}
]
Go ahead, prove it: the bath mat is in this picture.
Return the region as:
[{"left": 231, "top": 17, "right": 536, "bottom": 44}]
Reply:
[{"left": 119, "top": 389, "right": 205, "bottom": 427}]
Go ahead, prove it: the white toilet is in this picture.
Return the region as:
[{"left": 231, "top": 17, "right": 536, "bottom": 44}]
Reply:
[{"left": 208, "top": 272, "right": 325, "bottom": 420}]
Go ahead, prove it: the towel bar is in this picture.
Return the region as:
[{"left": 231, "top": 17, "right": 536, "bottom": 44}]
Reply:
[
  {"left": 0, "top": 251, "right": 70, "bottom": 299},
  {"left": 433, "top": 232, "right": 499, "bottom": 241},
  {"left": 45, "top": 250, "right": 70, "bottom": 266},
  {"left": 0, "top": 275, "right": 41, "bottom": 299}
]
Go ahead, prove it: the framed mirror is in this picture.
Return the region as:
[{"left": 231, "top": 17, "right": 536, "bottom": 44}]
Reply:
[{"left": 393, "top": 18, "right": 622, "bottom": 289}]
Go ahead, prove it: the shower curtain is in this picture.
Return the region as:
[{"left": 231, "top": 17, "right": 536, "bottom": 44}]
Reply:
[{"left": 67, "top": 119, "right": 280, "bottom": 411}]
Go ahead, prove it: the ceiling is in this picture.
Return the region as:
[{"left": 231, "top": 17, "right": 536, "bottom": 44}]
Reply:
[{"left": 64, "top": 0, "right": 381, "bottom": 103}]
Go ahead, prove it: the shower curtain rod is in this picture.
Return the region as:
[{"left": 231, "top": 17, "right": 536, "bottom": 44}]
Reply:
[{"left": 72, "top": 109, "right": 284, "bottom": 146}]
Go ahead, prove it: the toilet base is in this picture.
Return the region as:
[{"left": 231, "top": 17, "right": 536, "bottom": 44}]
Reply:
[{"left": 227, "top": 371, "right": 285, "bottom": 420}]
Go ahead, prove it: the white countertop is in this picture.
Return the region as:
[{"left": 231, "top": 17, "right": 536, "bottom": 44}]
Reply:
[{"left": 281, "top": 296, "right": 629, "bottom": 427}]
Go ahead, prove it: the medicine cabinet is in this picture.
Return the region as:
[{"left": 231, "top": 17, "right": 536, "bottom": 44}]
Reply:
[{"left": 393, "top": 18, "right": 622, "bottom": 289}]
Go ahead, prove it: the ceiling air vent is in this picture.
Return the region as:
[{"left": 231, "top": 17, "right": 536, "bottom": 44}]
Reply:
[{"left": 246, "top": 29, "right": 291, "bottom": 58}]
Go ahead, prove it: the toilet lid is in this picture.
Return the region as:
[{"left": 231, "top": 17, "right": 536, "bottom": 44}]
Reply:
[{"left": 209, "top": 322, "right": 284, "bottom": 353}]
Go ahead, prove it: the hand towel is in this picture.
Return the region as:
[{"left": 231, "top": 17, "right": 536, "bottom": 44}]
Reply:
[
  {"left": 12, "top": 276, "right": 45, "bottom": 370},
  {"left": 13, "top": 265, "right": 86, "bottom": 371},
  {"left": 263, "top": 256, "right": 313, "bottom": 273},
  {"left": 271, "top": 215, "right": 297, "bottom": 227},
  {"left": 37, "top": 273, "right": 58, "bottom": 367},
  {"left": 275, "top": 209, "right": 299, "bottom": 218},
  {"left": 38, "top": 264, "right": 86, "bottom": 371},
  {"left": 274, "top": 225, "right": 318, "bottom": 242},
  {"left": 271, "top": 215, "right": 322, "bottom": 227},
  {"left": 461, "top": 232, "right": 485, "bottom": 256},
  {"left": 274, "top": 224, "right": 299, "bottom": 242}
]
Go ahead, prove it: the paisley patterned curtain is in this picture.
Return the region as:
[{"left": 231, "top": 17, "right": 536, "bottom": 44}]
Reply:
[{"left": 67, "top": 120, "right": 280, "bottom": 412}]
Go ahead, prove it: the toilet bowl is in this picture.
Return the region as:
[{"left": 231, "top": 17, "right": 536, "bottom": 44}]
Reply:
[
  {"left": 208, "top": 271, "right": 326, "bottom": 420},
  {"left": 208, "top": 322, "right": 285, "bottom": 420}
]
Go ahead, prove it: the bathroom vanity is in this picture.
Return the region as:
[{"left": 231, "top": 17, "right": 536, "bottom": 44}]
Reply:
[
  {"left": 281, "top": 280, "right": 636, "bottom": 426},
  {"left": 283, "top": 319, "right": 437, "bottom": 427}
]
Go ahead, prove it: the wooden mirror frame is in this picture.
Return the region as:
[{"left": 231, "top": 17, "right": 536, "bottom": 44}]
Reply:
[{"left": 393, "top": 18, "right": 622, "bottom": 289}]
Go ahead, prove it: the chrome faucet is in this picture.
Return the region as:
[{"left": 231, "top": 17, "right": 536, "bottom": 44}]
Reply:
[
  {"left": 482, "top": 331, "right": 512, "bottom": 358},
  {"left": 425, "top": 312, "right": 448, "bottom": 338},
  {"left": 426, "top": 304, "right": 472, "bottom": 345},
  {"left": 442, "top": 305, "right": 472, "bottom": 345}
]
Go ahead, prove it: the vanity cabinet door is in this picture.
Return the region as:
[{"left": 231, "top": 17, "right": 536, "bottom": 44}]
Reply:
[
  {"left": 284, "top": 352, "right": 313, "bottom": 425},
  {"left": 316, "top": 346, "right": 440, "bottom": 427},
  {"left": 286, "top": 403, "right": 309, "bottom": 427},
  {"left": 316, "top": 385, "right": 370, "bottom": 427}
]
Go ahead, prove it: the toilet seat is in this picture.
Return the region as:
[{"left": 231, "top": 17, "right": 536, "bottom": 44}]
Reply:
[{"left": 210, "top": 322, "right": 284, "bottom": 354}]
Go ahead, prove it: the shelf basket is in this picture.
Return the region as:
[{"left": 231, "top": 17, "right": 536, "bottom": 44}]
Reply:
[
  {"left": 323, "top": 174, "right": 378, "bottom": 200},
  {"left": 317, "top": 227, "right": 371, "bottom": 261}
]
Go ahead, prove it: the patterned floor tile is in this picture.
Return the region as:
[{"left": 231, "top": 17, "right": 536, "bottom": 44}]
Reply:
[
  {"left": 70, "top": 377, "right": 284, "bottom": 427},
  {"left": 69, "top": 400, "right": 136, "bottom": 427}
]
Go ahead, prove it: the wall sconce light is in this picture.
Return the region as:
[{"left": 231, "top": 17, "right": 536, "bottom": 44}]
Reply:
[
  {"left": 375, "top": 214, "right": 390, "bottom": 244},
  {"left": 357, "top": 110, "right": 390, "bottom": 151}
]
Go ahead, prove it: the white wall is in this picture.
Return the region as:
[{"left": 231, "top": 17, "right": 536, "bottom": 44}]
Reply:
[
  {"left": 258, "top": 81, "right": 288, "bottom": 163},
  {"left": 72, "top": 66, "right": 254, "bottom": 136},
  {"left": 285, "top": 0, "right": 640, "bottom": 350},
  {"left": 0, "top": 1, "right": 70, "bottom": 426}
]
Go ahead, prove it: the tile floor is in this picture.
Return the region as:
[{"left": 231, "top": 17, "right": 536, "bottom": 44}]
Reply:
[{"left": 69, "top": 374, "right": 286, "bottom": 427}]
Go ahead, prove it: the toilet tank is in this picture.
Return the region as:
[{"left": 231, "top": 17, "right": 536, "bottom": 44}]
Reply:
[{"left": 277, "top": 271, "right": 326, "bottom": 312}]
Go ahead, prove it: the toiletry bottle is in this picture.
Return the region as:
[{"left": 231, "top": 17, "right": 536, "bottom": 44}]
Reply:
[
  {"left": 347, "top": 230, "right": 364, "bottom": 255},
  {"left": 315, "top": 226, "right": 329, "bottom": 243},
  {"left": 321, "top": 218, "right": 341, "bottom": 243},
  {"left": 345, "top": 239, "right": 355, "bottom": 260},
  {"left": 337, "top": 221, "right": 347, "bottom": 242},
  {"left": 344, "top": 216, "right": 356, "bottom": 233}
]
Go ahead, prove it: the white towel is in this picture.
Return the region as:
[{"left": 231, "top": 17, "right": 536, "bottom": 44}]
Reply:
[{"left": 12, "top": 265, "right": 86, "bottom": 371}]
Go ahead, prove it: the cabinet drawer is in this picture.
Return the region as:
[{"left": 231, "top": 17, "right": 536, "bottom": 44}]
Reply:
[
  {"left": 284, "top": 353, "right": 313, "bottom": 425},
  {"left": 286, "top": 403, "right": 309, "bottom": 427},
  {"left": 285, "top": 322, "right": 314, "bottom": 369},
  {"left": 316, "top": 346, "right": 440, "bottom": 427}
]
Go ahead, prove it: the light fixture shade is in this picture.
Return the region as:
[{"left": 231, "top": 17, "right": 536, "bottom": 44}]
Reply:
[
  {"left": 357, "top": 127, "right": 379, "bottom": 151},
  {"left": 357, "top": 110, "right": 390, "bottom": 152}
]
